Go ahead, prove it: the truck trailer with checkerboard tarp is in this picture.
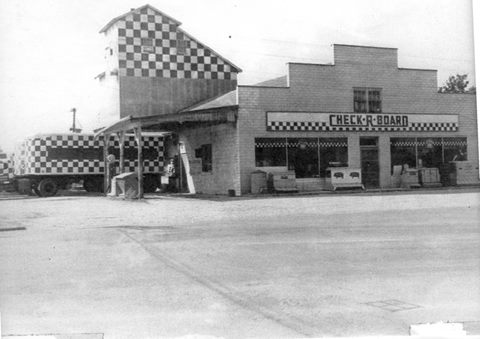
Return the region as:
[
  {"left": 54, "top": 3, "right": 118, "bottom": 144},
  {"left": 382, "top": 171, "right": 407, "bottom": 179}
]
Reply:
[
  {"left": 0, "top": 148, "right": 14, "bottom": 191},
  {"left": 5, "top": 133, "right": 164, "bottom": 197}
]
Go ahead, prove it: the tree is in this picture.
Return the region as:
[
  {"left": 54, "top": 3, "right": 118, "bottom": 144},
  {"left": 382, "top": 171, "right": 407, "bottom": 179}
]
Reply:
[{"left": 438, "top": 73, "right": 476, "bottom": 93}]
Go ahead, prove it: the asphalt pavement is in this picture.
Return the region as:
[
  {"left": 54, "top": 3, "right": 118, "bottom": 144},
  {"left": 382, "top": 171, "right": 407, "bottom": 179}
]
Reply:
[{"left": 0, "top": 189, "right": 479, "bottom": 338}]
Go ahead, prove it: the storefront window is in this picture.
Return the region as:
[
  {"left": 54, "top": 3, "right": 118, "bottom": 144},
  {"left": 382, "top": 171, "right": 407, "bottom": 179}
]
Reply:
[
  {"left": 443, "top": 137, "right": 467, "bottom": 162},
  {"left": 255, "top": 137, "right": 348, "bottom": 178},
  {"left": 287, "top": 138, "right": 319, "bottom": 178},
  {"left": 255, "top": 138, "right": 287, "bottom": 166},
  {"left": 319, "top": 138, "right": 348, "bottom": 177},
  {"left": 417, "top": 138, "right": 443, "bottom": 167},
  {"left": 390, "top": 138, "right": 416, "bottom": 171},
  {"left": 391, "top": 137, "right": 468, "bottom": 173}
]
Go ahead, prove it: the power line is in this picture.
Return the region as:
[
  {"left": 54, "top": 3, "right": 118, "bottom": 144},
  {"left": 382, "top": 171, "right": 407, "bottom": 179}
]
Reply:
[{"left": 225, "top": 35, "right": 475, "bottom": 63}]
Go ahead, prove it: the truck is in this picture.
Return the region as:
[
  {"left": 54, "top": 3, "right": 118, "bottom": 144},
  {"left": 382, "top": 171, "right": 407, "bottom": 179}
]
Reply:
[
  {"left": 0, "top": 148, "right": 14, "bottom": 191},
  {"left": 0, "top": 133, "right": 165, "bottom": 197}
]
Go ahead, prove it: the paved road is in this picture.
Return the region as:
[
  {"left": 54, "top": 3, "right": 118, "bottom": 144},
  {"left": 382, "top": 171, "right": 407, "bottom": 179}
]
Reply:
[{"left": 0, "top": 190, "right": 479, "bottom": 338}]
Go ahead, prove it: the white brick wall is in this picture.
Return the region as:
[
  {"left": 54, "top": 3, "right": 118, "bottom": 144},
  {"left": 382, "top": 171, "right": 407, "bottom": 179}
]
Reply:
[
  {"left": 179, "top": 122, "right": 240, "bottom": 195},
  {"left": 334, "top": 45, "right": 398, "bottom": 68}
]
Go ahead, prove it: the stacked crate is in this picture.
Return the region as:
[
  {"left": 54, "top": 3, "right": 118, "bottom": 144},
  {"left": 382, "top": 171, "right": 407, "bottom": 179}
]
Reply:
[
  {"left": 451, "top": 161, "right": 479, "bottom": 185},
  {"left": 419, "top": 168, "right": 441, "bottom": 186}
]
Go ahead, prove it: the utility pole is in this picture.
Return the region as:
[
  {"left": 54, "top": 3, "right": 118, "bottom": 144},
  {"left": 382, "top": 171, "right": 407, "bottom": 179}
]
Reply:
[
  {"left": 70, "top": 108, "right": 76, "bottom": 132},
  {"left": 69, "top": 108, "right": 81, "bottom": 133}
]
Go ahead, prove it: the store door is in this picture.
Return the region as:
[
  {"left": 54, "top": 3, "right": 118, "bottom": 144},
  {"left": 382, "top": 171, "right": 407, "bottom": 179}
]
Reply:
[
  {"left": 287, "top": 139, "right": 319, "bottom": 179},
  {"left": 360, "top": 137, "right": 379, "bottom": 188}
]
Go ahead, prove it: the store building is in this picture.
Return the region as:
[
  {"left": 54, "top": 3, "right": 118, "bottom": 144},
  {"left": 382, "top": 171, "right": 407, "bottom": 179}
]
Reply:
[
  {"left": 234, "top": 44, "right": 479, "bottom": 193},
  {"left": 96, "top": 5, "right": 479, "bottom": 196}
]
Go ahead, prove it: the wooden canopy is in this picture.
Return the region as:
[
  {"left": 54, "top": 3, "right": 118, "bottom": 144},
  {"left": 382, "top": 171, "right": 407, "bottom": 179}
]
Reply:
[{"left": 95, "top": 108, "right": 238, "bottom": 198}]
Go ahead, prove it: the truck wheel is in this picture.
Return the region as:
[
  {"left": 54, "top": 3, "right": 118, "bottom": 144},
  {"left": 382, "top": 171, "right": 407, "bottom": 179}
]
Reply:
[
  {"left": 83, "top": 178, "right": 97, "bottom": 192},
  {"left": 83, "top": 177, "right": 104, "bottom": 193},
  {"left": 38, "top": 178, "right": 58, "bottom": 197},
  {"left": 32, "top": 184, "right": 41, "bottom": 197}
]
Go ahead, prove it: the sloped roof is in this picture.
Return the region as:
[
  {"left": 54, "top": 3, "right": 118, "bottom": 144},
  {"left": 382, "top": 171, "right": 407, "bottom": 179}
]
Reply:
[
  {"left": 99, "top": 4, "right": 181, "bottom": 33},
  {"left": 175, "top": 28, "right": 242, "bottom": 73},
  {"left": 254, "top": 76, "right": 288, "bottom": 87},
  {"left": 181, "top": 90, "right": 238, "bottom": 113}
]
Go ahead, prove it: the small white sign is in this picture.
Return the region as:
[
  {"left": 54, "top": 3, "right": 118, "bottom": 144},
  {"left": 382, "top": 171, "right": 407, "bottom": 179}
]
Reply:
[{"left": 179, "top": 143, "right": 186, "bottom": 154}]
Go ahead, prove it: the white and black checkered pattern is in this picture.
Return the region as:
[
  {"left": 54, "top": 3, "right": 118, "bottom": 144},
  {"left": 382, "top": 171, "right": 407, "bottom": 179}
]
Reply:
[
  {"left": 443, "top": 138, "right": 467, "bottom": 147},
  {"left": 254, "top": 138, "right": 347, "bottom": 148},
  {"left": 0, "top": 149, "right": 10, "bottom": 180},
  {"left": 267, "top": 121, "right": 458, "bottom": 132},
  {"left": 116, "top": 6, "right": 237, "bottom": 80},
  {"left": 318, "top": 140, "right": 348, "bottom": 147},
  {"left": 409, "top": 122, "right": 458, "bottom": 132},
  {"left": 267, "top": 121, "right": 326, "bottom": 131},
  {"left": 13, "top": 134, "right": 164, "bottom": 176},
  {"left": 0, "top": 161, "right": 9, "bottom": 181},
  {"left": 416, "top": 139, "right": 443, "bottom": 147},
  {"left": 390, "top": 140, "right": 420, "bottom": 147},
  {"left": 287, "top": 141, "right": 318, "bottom": 148},
  {"left": 390, "top": 137, "right": 466, "bottom": 148},
  {"left": 254, "top": 142, "right": 287, "bottom": 148}
]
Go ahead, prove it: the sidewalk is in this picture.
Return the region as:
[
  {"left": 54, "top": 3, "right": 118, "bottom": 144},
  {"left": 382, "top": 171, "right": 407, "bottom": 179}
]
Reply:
[
  {"left": 144, "top": 183, "right": 480, "bottom": 201},
  {"left": 1, "top": 183, "right": 479, "bottom": 202}
]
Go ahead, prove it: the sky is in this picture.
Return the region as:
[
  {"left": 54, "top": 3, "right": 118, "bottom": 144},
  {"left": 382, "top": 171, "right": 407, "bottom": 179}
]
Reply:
[{"left": 0, "top": 0, "right": 477, "bottom": 152}]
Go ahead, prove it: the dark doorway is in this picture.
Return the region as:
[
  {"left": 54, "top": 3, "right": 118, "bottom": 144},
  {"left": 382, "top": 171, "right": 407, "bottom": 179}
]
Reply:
[
  {"left": 287, "top": 138, "right": 319, "bottom": 178},
  {"left": 360, "top": 137, "right": 380, "bottom": 188}
]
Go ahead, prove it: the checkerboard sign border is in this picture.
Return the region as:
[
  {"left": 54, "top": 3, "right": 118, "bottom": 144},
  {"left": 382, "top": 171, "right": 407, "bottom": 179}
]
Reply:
[
  {"left": 409, "top": 122, "right": 457, "bottom": 132},
  {"left": 254, "top": 138, "right": 348, "bottom": 148},
  {"left": 13, "top": 134, "right": 164, "bottom": 176},
  {"left": 267, "top": 120, "right": 458, "bottom": 132},
  {"left": 116, "top": 7, "right": 237, "bottom": 80}
]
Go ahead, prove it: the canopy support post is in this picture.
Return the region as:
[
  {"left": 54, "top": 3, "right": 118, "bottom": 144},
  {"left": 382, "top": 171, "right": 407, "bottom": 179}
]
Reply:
[
  {"left": 117, "top": 131, "right": 126, "bottom": 174},
  {"left": 103, "top": 133, "right": 110, "bottom": 195},
  {"left": 134, "top": 127, "right": 144, "bottom": 199}
]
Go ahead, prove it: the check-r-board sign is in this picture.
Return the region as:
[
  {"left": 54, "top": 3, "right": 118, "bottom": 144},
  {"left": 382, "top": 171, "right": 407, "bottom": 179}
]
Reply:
[
  {"left": 329, "top": 114, "right": 408, "bottom": 127},
  {"left": 266, "top": 112, "right": 458, "bottom": 132}
]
